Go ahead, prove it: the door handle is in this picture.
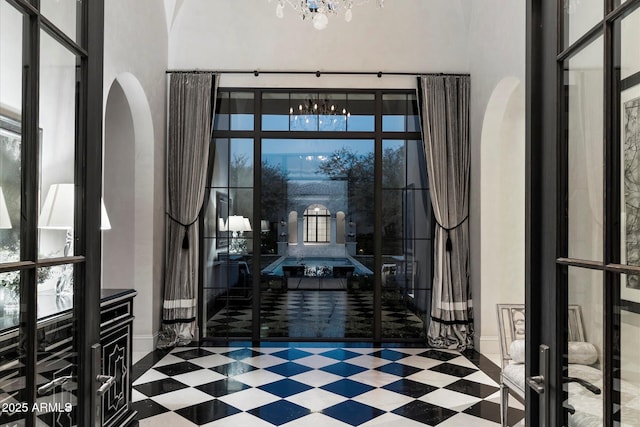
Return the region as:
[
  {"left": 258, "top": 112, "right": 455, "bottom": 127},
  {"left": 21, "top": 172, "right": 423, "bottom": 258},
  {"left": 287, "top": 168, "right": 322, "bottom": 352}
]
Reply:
[
  {"left": 527, "top": 375, "right": 545, "bottom": 394},
  {"left": 526, "top": 344, "right": 550, "bottom": 427},
  {"left": 96, "top": 374, "right": 116, "bottom": 397}
]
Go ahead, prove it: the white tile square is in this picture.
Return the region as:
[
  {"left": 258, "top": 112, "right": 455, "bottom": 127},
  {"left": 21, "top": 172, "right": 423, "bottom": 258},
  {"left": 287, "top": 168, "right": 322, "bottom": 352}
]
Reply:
[
  {"left": 152, "top": 354, "right": 186, "bottom": 368},
  {"left": 347, "top": 369, "right": 401, "bottom": 387},
  {"left": 396, "top": 355, "right": 444, "bottom": 370},
  {"left": 243, "top": 354, "right": 289, "bottom": 368},
  {"left": 131, "top": 388, "right": 146, "bottom": 402},
  {"left": 347, "top": 355, "right": 393, "bottom": 369},
  {"left": 132, "top": 368, "right": 169, "bottom": 386},
  {"left": 301, "top": 347, "right": 346, "bottom": 355},
  {"left": 391, "top": 348, "right": 429, "bottom": 356},
  {"left": 448, "top": 355, "right": 481, "bottom": 370},
  {"left": 280, "top": 412, "right": 352, "bottom": 427},
  {"left": 138, "top": 411, "right": 199, "bottom": 427},
  {"left": 359, "top": 412, "right": 431, "bottom": 426},
  {"left": 202, "top": 412, "right": 275, "bottom": 427},
  {"left": 406, "top": 369, "right": 459, "bottom": 388},
  {"left": 150, "top": 387, "right": 214, "bottom": 411},
  {"left": 232, "top": 369, "right": 285, "bottom": 387},
  {"left": 285, "top": 388, "right": 348, "bottom": 411},
  {"left": 250, "top": 347, "right": 288, "bottom": 354},
  {"left": 342, "top": 347, "right": 380, "bottom": 355},
  {"left": 290, "top": 369, "right": 344, "bottom": 387},
  {"left": 172, "top": 369, "right": 226, "bottom": 387},
  {"left": 294, "top": 354, "right": 340, "bottom": 369},
  {"left": 436, "top": 412, "right": 501, "bottom": 427},
  {"left": 188, "top": 354, "right": 235, "bottom": 368},
  {"left": 418, "top": 388, "right": 482, "bottom": 411},
  {"left": 170, "top": 346, "right": 197, "bottom": 354},
  {"left": 465, "top": 370, "right": 500, "bottom": 387},
  {"left": 217, "top": 387, "right": 281, "bottom": 411},
  {"left": 352, "top": 388, "right": 414, "bottom": 411}
]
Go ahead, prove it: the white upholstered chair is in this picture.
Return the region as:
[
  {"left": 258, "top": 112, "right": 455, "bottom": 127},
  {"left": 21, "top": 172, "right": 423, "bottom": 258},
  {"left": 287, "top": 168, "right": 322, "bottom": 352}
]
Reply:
[
  {"left": 496, "top": 304, "right": 526, "bottom": 427},
  {"left": 497, "top": 304, "right": 591, "bottom": 426}
]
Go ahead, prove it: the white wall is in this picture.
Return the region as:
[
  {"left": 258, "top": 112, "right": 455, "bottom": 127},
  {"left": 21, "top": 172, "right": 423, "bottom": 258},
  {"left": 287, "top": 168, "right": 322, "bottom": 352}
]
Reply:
[
  {"left": 168, "top": 0, "right": 469, "bottom": 75},
  {"left": 466, "top": 0, "right": 526, "bottom": 354},
  {"left": 104, "top": 0, "right": 168, "bottom": 353}
]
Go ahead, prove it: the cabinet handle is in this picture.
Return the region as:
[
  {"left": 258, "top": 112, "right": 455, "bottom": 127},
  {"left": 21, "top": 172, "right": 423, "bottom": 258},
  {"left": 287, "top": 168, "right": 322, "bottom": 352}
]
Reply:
[{"left": 37, "top": 375, "right": 74, "bottom": 395}]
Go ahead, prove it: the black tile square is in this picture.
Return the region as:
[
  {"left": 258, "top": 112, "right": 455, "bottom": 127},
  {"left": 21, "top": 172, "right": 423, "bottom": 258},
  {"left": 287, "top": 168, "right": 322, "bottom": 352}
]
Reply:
[
  {"left": 428, "top": 362, "right": 478, "bottom": 378},
  {"left": 210, "top": 361, "right": 257, "bottom": 376},
  {"left": 321, "top": 349, "right": 361, "bottom": 361},
  {"left": 462, "top": 400, "right": 502, "bottom": 424},
  {"left": 133, "top": 378, "right": 188, "bottom": 397},
  {"left": 322, "top": 400, "right": 385, "bottom": 425},
  {"left": 222, "top": 348, "right": 263, "bottom": 360},
  {"left": 172, "top": 348, "right": 215, "bottom": 360},
  {"left": 270, "top": 348, "right": 314, "bottom": 361},
  {"left": 259, "top": 378, "right": 313, "bottom": 398},
  {"left": 417, "top": 349, "right": 460, "bottom": 361},
  {"left": 369, "top": 349, "right": 408, "bottom": 361},
  {"left": 392, "top": 400, "right": 457, "bottom": 425},
  {"left": 375, "top": 362, "right": 423, "bottom": 377},
  {"left": 320, "top": 362, "right": 368, "bottom": 377},
  {"left": 266, "top": 362, "right": 313, "bottom": 377},
  {"left": 247, "top": 400, "right": 310, "bottom": 425},
  {"left": 382, "top": 379, "right": 438, "bottom": 398},
  {"left": 175, "top": 399, "right": 241, "bottom": 424},
  {"left": 320, "top": 379, "right": 375, "bottom": 398},
  {"left": 445, "top": 379, "right": 500, "bottom": 398},
  {"left": 195, "top": 378, "right": 251, "bottom": 397},
  {"left": 153, "top": 361, "right": 204, "bottom": 377},
  {"left": 132, "top": 398, "right": 170, "bottom": 420}
]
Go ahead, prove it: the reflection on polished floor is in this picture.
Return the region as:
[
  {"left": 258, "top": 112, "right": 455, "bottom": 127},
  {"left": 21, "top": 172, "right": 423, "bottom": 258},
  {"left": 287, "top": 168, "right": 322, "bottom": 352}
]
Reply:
[
  {"left": 131, "top": 344, "right": 525, "bottom": 426},
  {"left": 206, "top": 290, "right": 426, "bottom": 340}
]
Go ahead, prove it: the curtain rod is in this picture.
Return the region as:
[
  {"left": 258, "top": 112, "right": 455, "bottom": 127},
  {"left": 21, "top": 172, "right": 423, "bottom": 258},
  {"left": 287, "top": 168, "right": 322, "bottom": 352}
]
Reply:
[{"left": 165, "top": 70, "right": 470, "bottom": 78}]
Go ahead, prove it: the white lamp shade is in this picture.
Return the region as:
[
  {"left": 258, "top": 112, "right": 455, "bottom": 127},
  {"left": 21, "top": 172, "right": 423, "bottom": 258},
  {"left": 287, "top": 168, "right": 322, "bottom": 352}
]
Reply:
[
  {"left": 260, "top": 220, "right": 269, "bottom": 232},
  {"left": 226, "top": 215, "right": 247, "bottom": 232},
  {"left": 101, "top": 199, "right": 111, "bottom": 230},
  {"left": 243, "top": 217, "right": 252, "bottom": 232},
  {"left": 38, "top": 184, "right": 74, "bottom": 229},
  {"left": 218, "top": 217, "right": 227, "bottom": 231},
  {"left": 38, "top": 183, "right": 111, "bottom": 230},
  {"left": 0, "top": 187, "right": 12, "bottom": 229}
]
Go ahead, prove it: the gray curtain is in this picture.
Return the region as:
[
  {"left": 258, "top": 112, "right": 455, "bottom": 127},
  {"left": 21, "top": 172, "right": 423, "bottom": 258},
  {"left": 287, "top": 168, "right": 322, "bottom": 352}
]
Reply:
[
  {"left": 419, "top": 75, "right": 473, "bottom": 350},
  {"left": 157, "top": 73, "right": 218, "bottom": 348}
]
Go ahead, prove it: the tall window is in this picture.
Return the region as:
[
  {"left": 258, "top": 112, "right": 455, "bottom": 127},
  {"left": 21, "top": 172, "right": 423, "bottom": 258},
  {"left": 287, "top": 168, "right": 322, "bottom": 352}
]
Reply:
[
  {"left": 303, "top": 204, "right": 330, "bottom": 242},
  {"left": 203, "top": 88, "right": 433, "bottom": 342}
]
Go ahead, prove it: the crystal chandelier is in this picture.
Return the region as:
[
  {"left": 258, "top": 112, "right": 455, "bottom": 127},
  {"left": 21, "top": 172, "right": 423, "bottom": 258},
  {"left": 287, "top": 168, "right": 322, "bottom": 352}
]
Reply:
[
  {"left": 271, "top": 0, "right": 384, "bottom": 30},
  {"left": 289, "top": 97, "right": 350, "bottom": 130}
]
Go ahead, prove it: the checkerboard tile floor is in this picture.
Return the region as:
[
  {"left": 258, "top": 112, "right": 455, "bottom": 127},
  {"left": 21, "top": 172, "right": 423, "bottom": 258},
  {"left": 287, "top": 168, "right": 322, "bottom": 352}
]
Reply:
[
  {"left": 207, "top": 290, "right": 426, "bottom": 340},
  {"left": 132, "top": 345, "right": 524, "bottom": 426}
]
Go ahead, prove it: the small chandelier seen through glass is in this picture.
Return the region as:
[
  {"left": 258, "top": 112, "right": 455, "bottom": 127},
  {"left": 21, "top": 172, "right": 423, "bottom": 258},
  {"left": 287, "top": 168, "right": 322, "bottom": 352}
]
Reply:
[{"left": 271, "top": 0, "right": 384, "bottom": 30}]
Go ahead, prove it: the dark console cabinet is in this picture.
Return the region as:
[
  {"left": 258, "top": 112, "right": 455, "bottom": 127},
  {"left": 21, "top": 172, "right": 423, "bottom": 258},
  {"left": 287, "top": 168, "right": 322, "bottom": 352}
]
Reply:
[
  {"left": 99, "top": 289, "right": 137, "bottom": 427},
  {"left": 0, "top": 288, "right": 136, "bottom": 427}
]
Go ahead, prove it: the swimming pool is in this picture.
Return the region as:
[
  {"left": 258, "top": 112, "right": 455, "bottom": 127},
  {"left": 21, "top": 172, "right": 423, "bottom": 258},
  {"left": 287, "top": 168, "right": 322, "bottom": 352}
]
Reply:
[{"left": 262, "top": 256, "right": 373, "bottom": 277}]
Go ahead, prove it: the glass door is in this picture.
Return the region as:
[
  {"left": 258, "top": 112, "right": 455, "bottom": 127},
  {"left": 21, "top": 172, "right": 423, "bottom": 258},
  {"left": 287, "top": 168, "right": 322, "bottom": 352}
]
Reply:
[
  {"left": 529, "top": 0, "right": 640, "bottom": 425},
  {"left": 0, "top": 1, "right": 103, "bottom": 426}
]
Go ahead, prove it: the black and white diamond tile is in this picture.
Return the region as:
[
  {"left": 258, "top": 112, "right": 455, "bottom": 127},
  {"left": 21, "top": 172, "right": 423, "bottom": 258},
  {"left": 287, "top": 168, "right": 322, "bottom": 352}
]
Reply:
[{"left": 133, "top": 345, "right": 525, "bottom": 426}]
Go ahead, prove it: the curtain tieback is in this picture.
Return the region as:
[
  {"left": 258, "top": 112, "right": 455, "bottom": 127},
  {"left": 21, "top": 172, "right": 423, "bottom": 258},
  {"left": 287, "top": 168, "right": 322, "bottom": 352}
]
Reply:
[
  {"left": 167, "top": 213, "right": 199, "bottom": 250},
  {"left": 435, "top": 215, "right": 469, "bottom": 252}
]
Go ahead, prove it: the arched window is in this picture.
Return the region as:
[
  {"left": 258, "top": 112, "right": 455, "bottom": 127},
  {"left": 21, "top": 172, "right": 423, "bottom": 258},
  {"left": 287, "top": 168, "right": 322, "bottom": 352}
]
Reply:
[{"left": 303, "top": 204, "right": 330, "bottom": 243}]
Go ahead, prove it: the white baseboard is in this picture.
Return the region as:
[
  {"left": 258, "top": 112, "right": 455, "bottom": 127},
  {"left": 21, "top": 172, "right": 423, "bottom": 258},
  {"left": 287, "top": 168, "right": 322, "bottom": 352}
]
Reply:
[
  {"left": 133, "top": 333, "right": 158, "bottom": 354},
  {"left": 479, "top": 335, "right": 500, "bottom": 356}
]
